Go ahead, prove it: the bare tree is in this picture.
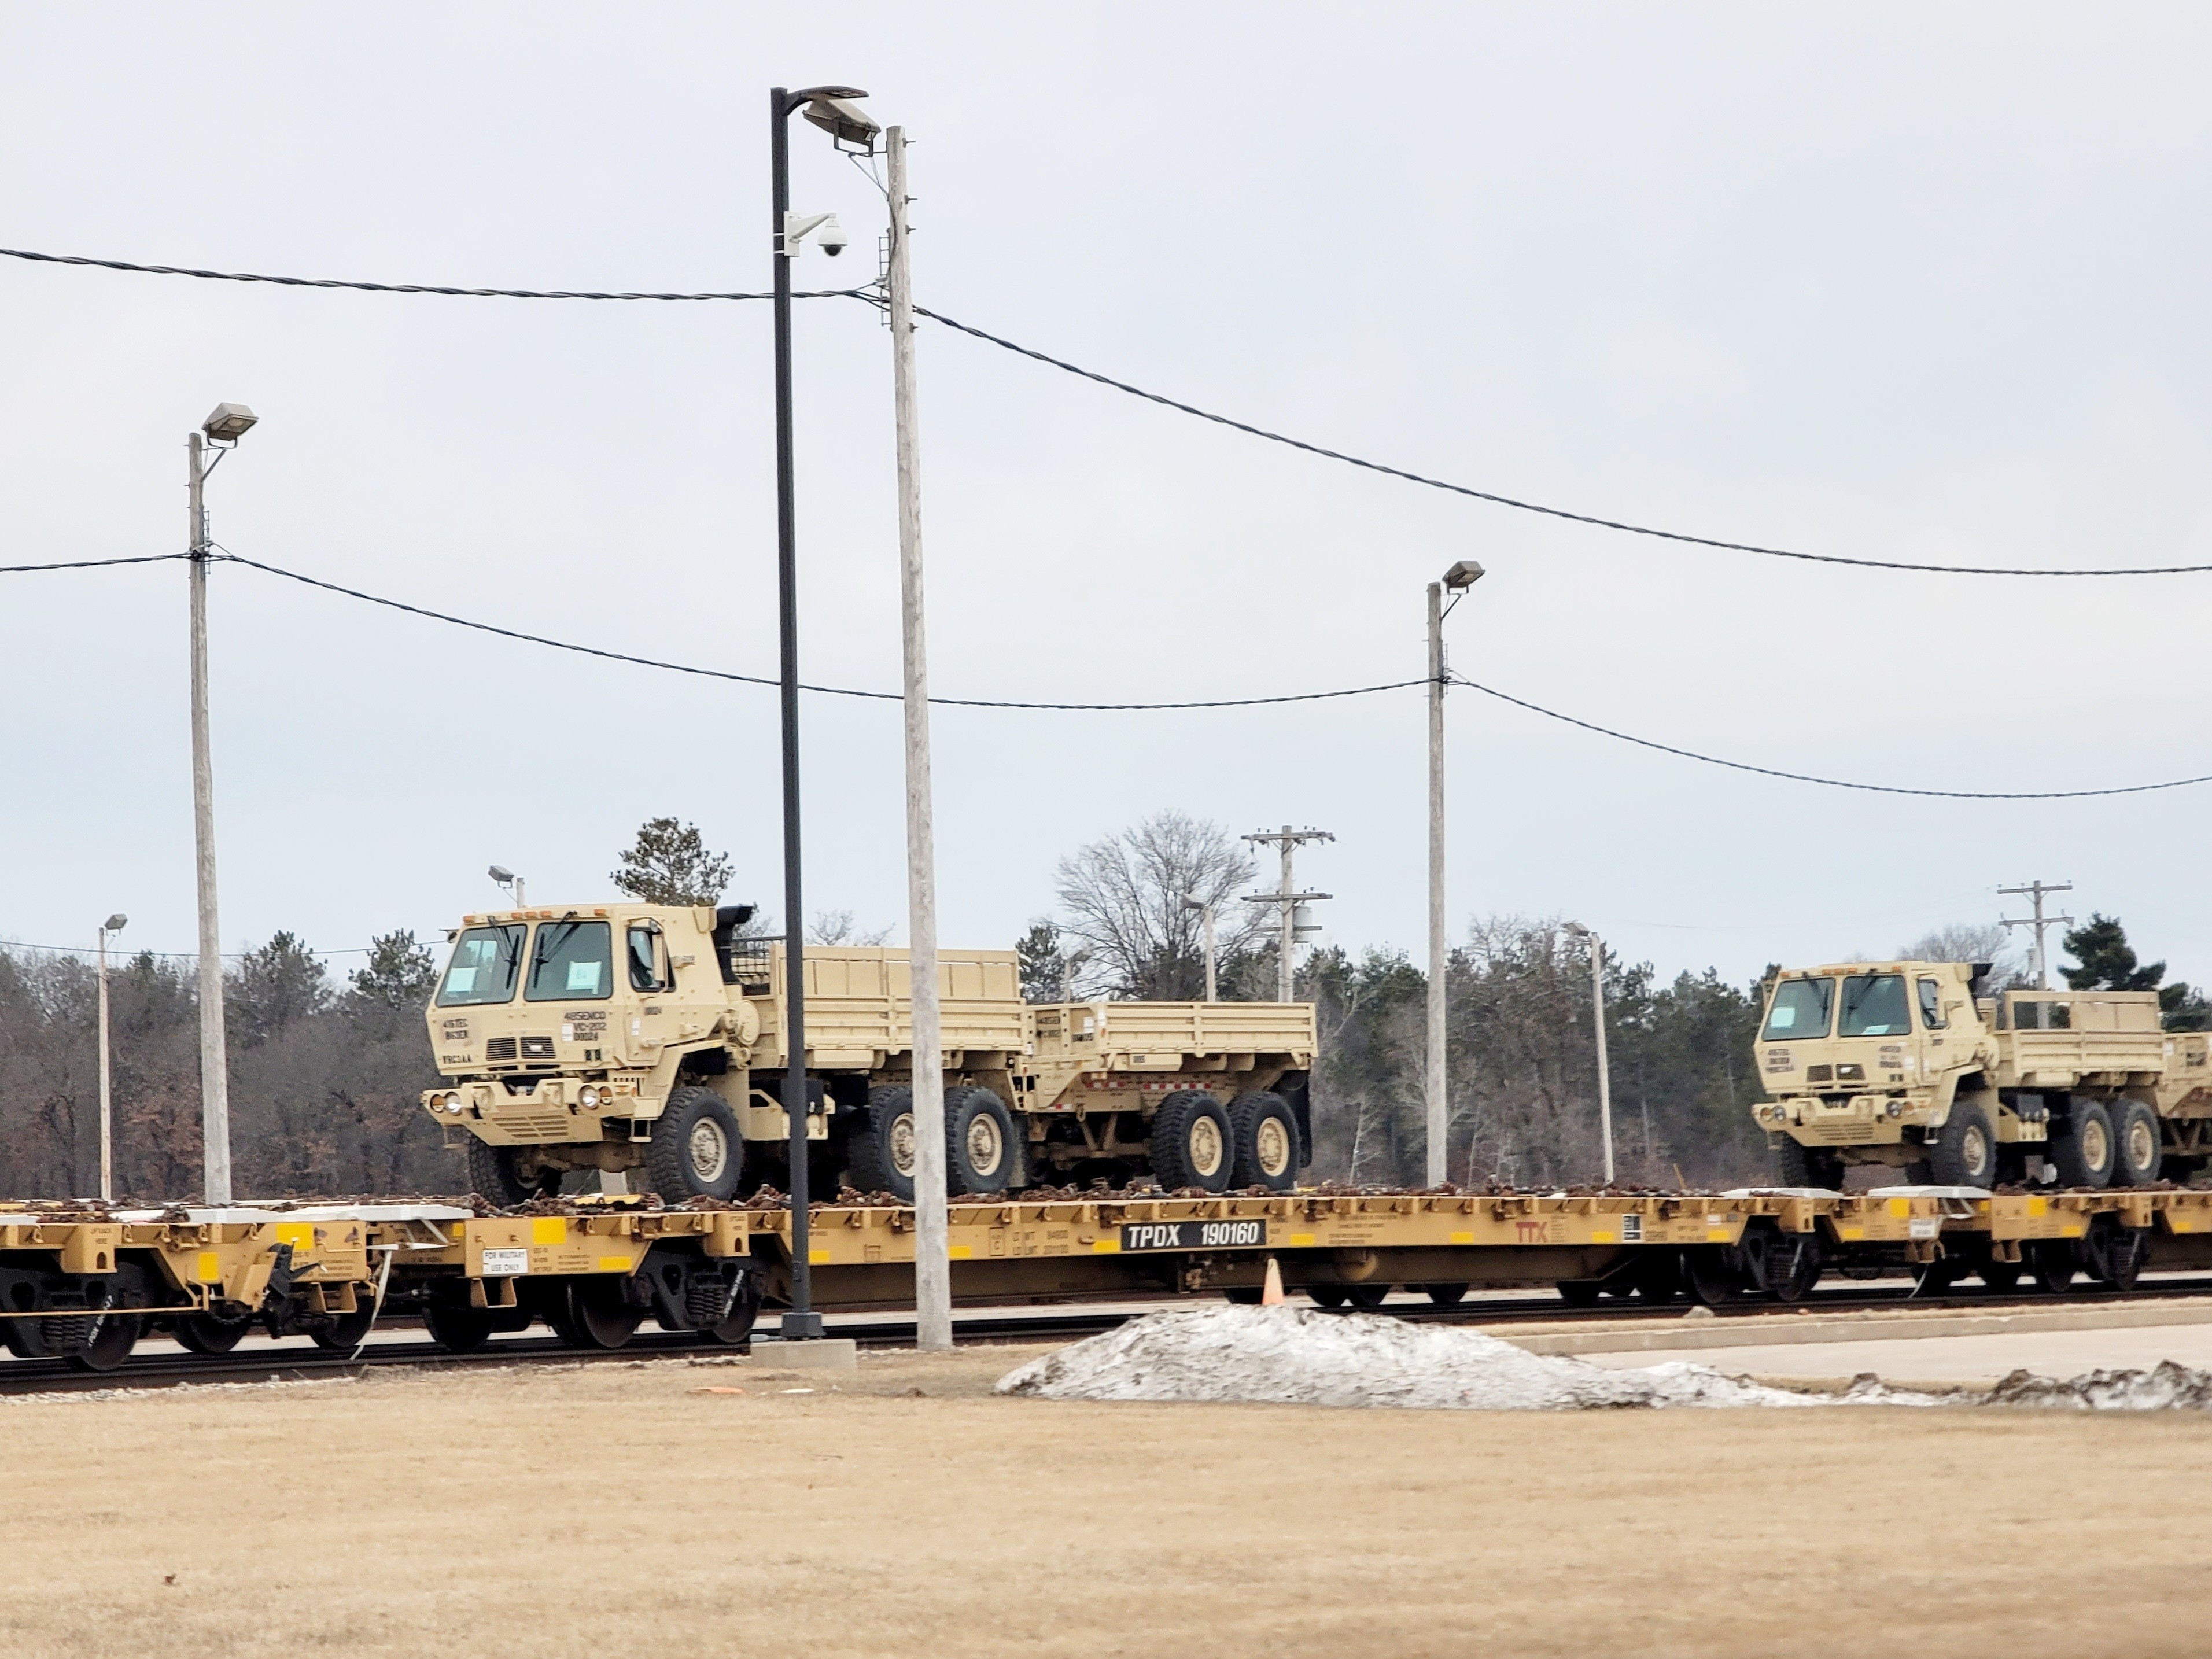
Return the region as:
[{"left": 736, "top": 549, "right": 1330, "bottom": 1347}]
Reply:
[
  {"left": 808, "top": 909, "right": 893, "bottom": 947},
  {"left": 1054, "top": 811, "right": 1267, "bottom": 1000}
]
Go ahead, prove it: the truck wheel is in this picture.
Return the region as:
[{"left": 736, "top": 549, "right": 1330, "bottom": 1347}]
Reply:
[
  {"left": 1927, "top": 1099, "right": 1999, "bottom": 1188},
  {"left": 646, "top": 1087, "right": 745, "bottom": 1203},
  {"left": 1775, "top": 1140, "right": 1844, "bottom": 1189},
  {"left": 466, "top": 1138, "right": 561, "bottom": 1207},
  {"left": 2112, "top": 1099, "right": 2162, "bottom": 1187},
  {"left": 1148, "top": 1090, "right": 1235, "bottom": 1193},
  {"left": 422, "top": 1302, "right": 495, "bottom": 1353},
  {"left": 847, "top": 1085, "right": 916, "bottom": 1202},
  {"left": 945, "top": 1088, "right": 1018, "bottom": 1195},
  {"left": 2049, "top": 1098, "right": 2115, "bottom": 1189},
  {"left": 1227, "top": 1091, "right": 1300, "bottom": 1191}
]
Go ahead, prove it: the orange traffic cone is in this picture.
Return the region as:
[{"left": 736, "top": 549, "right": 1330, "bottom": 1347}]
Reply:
[{"left": 1261, "top": 1256, "right": 1286, "bottom": 1306}]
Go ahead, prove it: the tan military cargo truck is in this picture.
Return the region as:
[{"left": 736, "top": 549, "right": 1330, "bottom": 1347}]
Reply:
[
  {"left": 1752, "top": 960, "right": 2212, "bottom": 1189},
  {"left": 421, "top": 902, "right": 1317, "bottom": 1205}
]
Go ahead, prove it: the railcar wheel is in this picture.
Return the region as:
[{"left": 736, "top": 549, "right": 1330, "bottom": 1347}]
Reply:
[
  {"left": 710, "top": 1273, "right": 762, "bottom": 1346},
  {"left": 172, "top": 1311, "right": 251, "bottom": 1355},
  {"left": 558, "top": 1280, "right": 641, "bottom": 1350},
  {"left": 1979, "top": 1258, "right": 2024, "bottom": 1293},
  {"left": 2086, "top": 1219, "right": 2147, "bottom": 1292},
  {"left": 466, "top": 1138, "right": 562, "bottom": 1208},
  {"left": 2049, "top": 1098, "right": 2115, "bottom": 1189},
  {"left": 1680, "top": 1248, "right": 1738, "bottom": 1306},
  {"left": 1343, "top": 1282, "right": 1392, "bottom": 1310},
  {"left": 1557, "top": 1279, "right": 1603, "bottom": 1308},
  {"left": 64, "top": 1313, "right": 142, "bottom": 1373},
  {"left": 2030, "top": 1238, "right": 2078, "bottom": 1294},
  {"left": 847, "top": 1085, "right": 916, "bottom": 1202},
  {"left": 646, "top": 1087, "right": 746, "bottom": 1203},
  {"left": 422, "top": 1302, "right": 495, "bottom": 1353},
  {"left": 2112, "top": 1100, "right": 2163, "bottom": 1187},
  {"left": 1306, "top": 1286, "right": 1348, "bottom": 1309},
  {"left": 1424, "top": 1283, "right": 1470, "bottom": 1306},
  {"left": 1148, "top": 1091, "right": 1236, "bottom": 1193},
  {"left": 1226, "top": 1092, "right": 1300, "bottom": 1192},
  {"left": 311, "top": 1297, "right": 381, "bottom": 1352},
  {"left": 946, "top": 1089, "right": 1018, "bottom": 1196}
]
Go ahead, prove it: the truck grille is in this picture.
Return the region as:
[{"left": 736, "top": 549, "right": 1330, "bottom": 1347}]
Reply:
[
  {"left": 489, "top": 1108, "right": 573, "bottom": 1138},
  {"left": 520, "top": 1035, "right": 557, "bottom": 1060},
  {"left": 1805, "top": 1064, "right": 1833, "bottom": 1083},
  {"left": 484, "top": 1038, "right": 518, "bottom": 1062}
]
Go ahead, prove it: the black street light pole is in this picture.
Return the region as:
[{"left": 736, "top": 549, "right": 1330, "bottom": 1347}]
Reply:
[{"left": 768, "top": 83, "right": 874, "bottom": 1343}]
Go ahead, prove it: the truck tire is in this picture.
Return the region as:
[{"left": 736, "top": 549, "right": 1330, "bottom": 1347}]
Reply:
[
  {"left": 2112, "top": 1098, "right": 2162, "bottom": 1187},
  {"left": 946, "top": 1088, "right": 1017, "bottom": 1195},
  {"left": 466, "top": 1138, "right": 559, "bottom": 1208},
  {"left": 646, "top": 1086, "right": 745, "bottom": 1203},
  {"left": 1926, "top": 1099, "right": 1998, "bottom": 1188},
  {"left": 1148, "top": 1090, "right": 1235, "bottom": 1193},
  {"left": 2049, "top": 1097, "right": 2116, "bottom": 1189},
  {"left": 1775, "top": 1139, "right": 1844, "bottom": 1189},
  {"left": 847, "top": 1085, "right": 916, "bottom": 1202},
  {"left": 1227, "top": 1091, "right": 1300, "bottom": 1191}
]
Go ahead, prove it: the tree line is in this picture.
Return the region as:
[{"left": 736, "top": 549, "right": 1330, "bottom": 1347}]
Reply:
[{"left": 2, "top": 812, "right": 2197, "bottom": 1199}]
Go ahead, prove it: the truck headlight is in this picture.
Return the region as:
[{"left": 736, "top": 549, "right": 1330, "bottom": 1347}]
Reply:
[
  {"left": 444, "top": 1093, "right": 467, "bottom": 1114},
  {"left": 580, "top": 1086, "right": 602, "bottom": 1108}
]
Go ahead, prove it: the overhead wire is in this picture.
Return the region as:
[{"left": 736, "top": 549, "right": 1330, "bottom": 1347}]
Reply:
[{"left": 4, "top": 242, "right": 2206, "bottom": 577}]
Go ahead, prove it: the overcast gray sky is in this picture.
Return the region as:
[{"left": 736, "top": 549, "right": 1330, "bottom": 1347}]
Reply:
[{"left": 5, "top": 3, "right": 2210, "bottom": 991}]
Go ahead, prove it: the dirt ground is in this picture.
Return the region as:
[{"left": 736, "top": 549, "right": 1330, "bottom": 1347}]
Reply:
[{"left": 13, "top": 1342, "right": 2212, "bottom": 1658}]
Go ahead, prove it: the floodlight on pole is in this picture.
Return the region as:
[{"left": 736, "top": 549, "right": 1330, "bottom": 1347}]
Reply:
[
  {"left": 488, "top": 865, "right": 525, "bottom": 906},
  {"left": 769, "top": 80, "right": 872, "bottom": 1345},
  {"left": 1426, "top": 557, "right": 1484, "bottom": 1187},
  {"left": 186, "top": 400, "right": 258, "bottom": 1208}
]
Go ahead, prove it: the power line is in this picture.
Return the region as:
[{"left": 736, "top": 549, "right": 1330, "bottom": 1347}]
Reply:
[
  {"left": 215, "top": 552, "right": 1426, "bottom": 710},
  {"left": 910, "top": 307, "right": 2212, "bottom": 578},
  {"left": 5, "top": 242, "right": 2204, "bottom": 578},
  {"left": 1450, "top": 673, "right": 2212, "bottom": 799},
  {"left": 3, "top": 939, "right": 373, "bottom": 961},
  {"left": 0, "top": 245, "right": 862, "bottom": 303},
  {"left": 1, "top": 553, "right": 189, "bottom": 573}
]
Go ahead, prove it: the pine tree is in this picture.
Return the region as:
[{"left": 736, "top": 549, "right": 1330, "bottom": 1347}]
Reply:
[
  {"left": 610, "top": 817, "right": 735, "bottom": 906},
  {"left": 349, "top": 930, "right": 438, "bottom": 1008},
  {"left": 2061, "top": 913, "right": 2206, "bottom": 1031}
]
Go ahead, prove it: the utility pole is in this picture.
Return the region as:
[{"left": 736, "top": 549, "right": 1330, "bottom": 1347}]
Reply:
[
  {"left": 885, "top": 123, "right": 950, "bottom": 1354},
  {"left": 186, "top": 410, "right": 256, "bottom": 1209},
  {"left": 1564, "top": 923, "right": 1614, "bottom": 1184},
  {"left": 1242, "top": 826, "right": 1333, "bottom": 1004},
  {"left": 97, "top": 913, "right": 126, "bottom": 1203},
  {"left": 1184, "top": 897, "right": 1218, "bottom": 1002},
  {"left": 2000, "top": 879, "right": 2075, "bottom": 1030},
  {"left": 1426, "top": 561, "right": 1483, "bottom": 1187}
]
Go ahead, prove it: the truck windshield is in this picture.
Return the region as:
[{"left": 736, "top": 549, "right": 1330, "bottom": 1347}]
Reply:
[
  {"left": 1839, "top": 974, "right": 1911, "bottom": 1037},
  {"left": 525, "top": 920, "right": 613, "bottom": 1002},
  {"left": 1761, "top": 978, "right": 1834, "bottom": 1040},
  {"left": 436, "top": 925, "right": 525, "bottom": 1007}
]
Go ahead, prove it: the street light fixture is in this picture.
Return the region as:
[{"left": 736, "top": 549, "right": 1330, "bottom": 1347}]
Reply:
[
  {"left": 1563, "top": 922, "right": 1616, "bottom": 1185},
  {"left": 768, "top": 82, "right": 875, "bottom": 1346},
  {"left": 1425, "top": 558, "right": 1484, "bottom": 1186},
  {"left": 187, "top": 401, "right": 257, "bottom": 1207},
  {"left": 488, "top": 865, "right": 525, "bottom": 906},
  {"left": 1182, "top": 897, "right": 1218, "bottom": 1002},
  {"left": 98, "top": 913, "right": 127, "bottom": 1203}
]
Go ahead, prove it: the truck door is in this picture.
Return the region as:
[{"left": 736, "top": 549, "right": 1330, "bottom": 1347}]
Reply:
[
  {"left": 624, "top": 921, "right": 673, "bottom": 1064},
  {"left": 1915, "top": 975, "right": 1954, "bottom": 1089}
]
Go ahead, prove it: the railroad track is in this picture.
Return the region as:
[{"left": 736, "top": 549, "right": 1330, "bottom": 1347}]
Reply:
[{"left": 8, "top": 1275, "right": 2211, "bottom": 1398}]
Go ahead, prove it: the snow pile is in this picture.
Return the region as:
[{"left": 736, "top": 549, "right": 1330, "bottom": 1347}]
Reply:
[
  {"left": 994, "top": 1304, "right": 1940, "bottom": 1411},
  {"left": 1984, "top": 1359, "right": 2212, "bottom": 1411}
]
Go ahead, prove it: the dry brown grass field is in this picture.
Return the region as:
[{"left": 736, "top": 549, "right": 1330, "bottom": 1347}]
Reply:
[{"left": 9, "top": 1343, "right": 2212, "bottom": 1658}]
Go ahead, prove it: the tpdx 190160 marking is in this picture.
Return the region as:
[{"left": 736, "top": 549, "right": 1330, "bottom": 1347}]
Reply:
[{"left": 1119, "top": 1220, "right": 1268, "bottom": 1251}]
